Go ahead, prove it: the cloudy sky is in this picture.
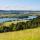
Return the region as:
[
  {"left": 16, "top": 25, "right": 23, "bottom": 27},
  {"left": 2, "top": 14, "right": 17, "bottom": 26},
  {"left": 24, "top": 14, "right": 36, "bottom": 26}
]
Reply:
[{"left": 0, "top": 0, "right": 40, "bottom": 10}]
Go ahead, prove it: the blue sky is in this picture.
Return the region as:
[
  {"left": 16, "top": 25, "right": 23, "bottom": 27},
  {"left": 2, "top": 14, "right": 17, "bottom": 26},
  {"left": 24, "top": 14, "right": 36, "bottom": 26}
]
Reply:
[{"left": 0, "top": 0, "right": 40, "bottom": 10}]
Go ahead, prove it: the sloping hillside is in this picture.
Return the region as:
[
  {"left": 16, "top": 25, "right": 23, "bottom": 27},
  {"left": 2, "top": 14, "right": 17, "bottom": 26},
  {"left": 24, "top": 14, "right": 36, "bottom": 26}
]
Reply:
[{"left": 0, "top": 27, "right": 40, "bottom": 40}]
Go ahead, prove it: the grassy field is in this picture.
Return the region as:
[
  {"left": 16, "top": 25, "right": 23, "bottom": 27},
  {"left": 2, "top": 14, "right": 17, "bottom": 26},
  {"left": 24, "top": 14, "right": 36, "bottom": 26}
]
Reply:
[
  {"left": 0, "top": 13, "right": 40, "bottom": 18},
  {"left": 3, "top": 20, "right": 29, "bottom": 26},
  {"left": 0, "top": 27, "right": 40, "bottom": 40}
]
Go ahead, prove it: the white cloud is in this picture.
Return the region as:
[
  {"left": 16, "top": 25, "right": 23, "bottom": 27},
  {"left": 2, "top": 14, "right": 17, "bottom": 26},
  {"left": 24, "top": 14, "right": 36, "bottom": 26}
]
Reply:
[{"left": 0, "top": 6, "right": 32, "bottom": 10}]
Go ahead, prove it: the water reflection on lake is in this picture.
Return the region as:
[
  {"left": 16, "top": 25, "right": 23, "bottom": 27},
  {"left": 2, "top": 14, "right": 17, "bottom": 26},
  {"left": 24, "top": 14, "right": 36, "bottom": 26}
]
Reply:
[{"left": 0, "top": 16, "right": 37, "bottom": 23}]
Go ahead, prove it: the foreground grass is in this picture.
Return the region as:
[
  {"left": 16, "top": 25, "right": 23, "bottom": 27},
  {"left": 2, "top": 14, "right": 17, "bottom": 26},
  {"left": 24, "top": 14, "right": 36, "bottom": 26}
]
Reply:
[{"left": 0, "top": 27, "right": 40, "bottom": 40}]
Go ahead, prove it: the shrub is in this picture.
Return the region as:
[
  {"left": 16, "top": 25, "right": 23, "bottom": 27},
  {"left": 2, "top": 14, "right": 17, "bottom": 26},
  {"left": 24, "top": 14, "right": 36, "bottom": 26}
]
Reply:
[
  {"left": 9, "top": 23, "right": 16, "bottom": 31},
  {"left": 0, "top": 27, "right": 4, "bottom": 33},
  {"left": 26, "top": 21, "right": 32, "bottom": 29},
  {"left": 0, "top": 27, "right": 3, "bottom": 30},
  {"left": 12, "top": 26, "right": 16, "bottom": 31},
  {"left": 16, "top": 22, "right": 26, "bottom": 30},
  {"left": 3, "top": 26, "right": 10, "bottom": 32}
]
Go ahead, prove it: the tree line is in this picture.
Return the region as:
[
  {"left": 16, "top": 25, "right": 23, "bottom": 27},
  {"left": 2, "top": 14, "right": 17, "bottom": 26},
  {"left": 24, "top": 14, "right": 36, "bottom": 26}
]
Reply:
[{"left": 0, "top": 16, "right": 40, "bottom": 33}]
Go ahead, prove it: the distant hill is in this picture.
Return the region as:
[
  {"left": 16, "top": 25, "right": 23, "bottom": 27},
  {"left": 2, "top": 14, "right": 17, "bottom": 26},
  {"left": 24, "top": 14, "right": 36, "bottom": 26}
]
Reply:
[{"left": 0, "top": 10, "right": 40, "bottom": 14}]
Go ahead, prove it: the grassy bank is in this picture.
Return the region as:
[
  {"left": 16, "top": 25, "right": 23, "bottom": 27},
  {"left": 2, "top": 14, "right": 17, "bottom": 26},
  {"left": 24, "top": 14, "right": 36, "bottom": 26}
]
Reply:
[
  {"left": 0, "top": 27, "right": 40, "bottom": 40},
  {"left": 3, "top": 20, "right": 29, "bottom": 26}
]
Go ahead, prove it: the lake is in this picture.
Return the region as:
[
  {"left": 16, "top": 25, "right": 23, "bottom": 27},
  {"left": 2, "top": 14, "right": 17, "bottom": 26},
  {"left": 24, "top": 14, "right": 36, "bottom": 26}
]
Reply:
[{"left": 0, "top": 16, "right": 37, "bottom": 23}]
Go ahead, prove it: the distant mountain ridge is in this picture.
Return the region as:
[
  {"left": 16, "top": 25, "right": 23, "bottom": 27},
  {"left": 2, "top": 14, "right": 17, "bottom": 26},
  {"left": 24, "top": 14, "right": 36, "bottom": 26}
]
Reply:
[{"left": 0, "top": 10, "right": 40, "bottom": 14}]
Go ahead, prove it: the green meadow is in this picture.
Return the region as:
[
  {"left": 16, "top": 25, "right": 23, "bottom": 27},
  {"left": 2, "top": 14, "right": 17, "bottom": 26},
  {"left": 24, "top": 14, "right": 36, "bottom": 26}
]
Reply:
[{"left": 0, "top": 27, "right": 40, "bottom": 40}]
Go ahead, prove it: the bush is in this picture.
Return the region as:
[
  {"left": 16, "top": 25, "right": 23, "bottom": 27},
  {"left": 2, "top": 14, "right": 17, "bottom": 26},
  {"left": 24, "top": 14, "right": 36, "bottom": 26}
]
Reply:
[
  {"left": 9, "top": 23, "right": 16, "bottom": 31},
  {"left": 16, "top": 22, "right": 26, "bottom": 30},
  {"left": 12, "top": 26, "right": 16, "bottom": 31},
  {"left": 26, "top": 21, "right": 32, "bottom": 29},
  {"left": 0, "top": 27, "right": 3, "bottom": 30},
  {"left": 0, "top": 27, "right": 4, "bottom": 33},
  {"left": 3, "top": 26, "right": 10, "bottom": 32}
]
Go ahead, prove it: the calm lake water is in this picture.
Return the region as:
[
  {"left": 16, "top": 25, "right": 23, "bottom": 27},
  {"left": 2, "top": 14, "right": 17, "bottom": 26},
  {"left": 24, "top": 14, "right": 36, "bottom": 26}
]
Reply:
[{"left": 0, "top": 16, "right": 37, "bottom": 23}]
